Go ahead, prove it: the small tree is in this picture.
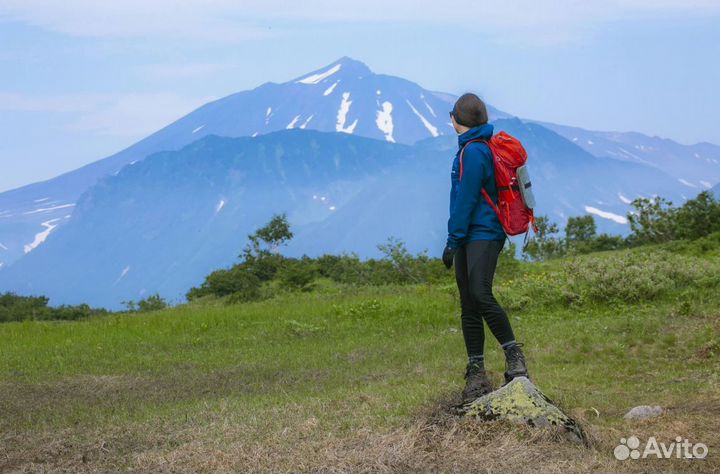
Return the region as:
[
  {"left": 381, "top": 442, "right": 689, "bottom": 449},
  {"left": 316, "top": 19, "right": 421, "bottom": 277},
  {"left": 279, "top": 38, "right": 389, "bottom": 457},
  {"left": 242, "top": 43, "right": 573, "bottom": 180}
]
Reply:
[
  {"left": 673, "top": 191, "right": 720, "bottom": 241},
  {"left": 523, "top": 215, "right": 565, "bottom": 261},
  {"left": 240, "top": 213, "right": 293, "bottom": 282},
  {"left": 627, "top": 196, "right": 677, "bottom": 245},
  {"left": 565, "top": 215, "right": 597, "bottom": 254},
  {"left": 242, "top": 213, "right": 293, "bottom": 260},
  {"left": 377, "top": 236, "right": 423, "bottom": 283}
]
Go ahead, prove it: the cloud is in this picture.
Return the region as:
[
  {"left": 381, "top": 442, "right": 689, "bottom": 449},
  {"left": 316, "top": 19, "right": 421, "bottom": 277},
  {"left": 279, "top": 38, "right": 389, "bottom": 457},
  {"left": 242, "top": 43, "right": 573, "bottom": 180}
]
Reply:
[
  {"left": 0, "top": 0, "right": 718, "bottom": 42},
  {"left": 0, "top": 0, "right": 273, "bottom": 41}
]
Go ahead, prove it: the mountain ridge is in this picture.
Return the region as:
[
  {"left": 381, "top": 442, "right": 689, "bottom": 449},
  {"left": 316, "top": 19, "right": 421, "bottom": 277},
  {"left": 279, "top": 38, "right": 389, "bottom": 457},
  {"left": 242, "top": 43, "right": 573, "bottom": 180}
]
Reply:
[
  {"left": 1, "top": 56, "right": 718, "bottom": 276},
  {"left": 0, "top": 121, "right": 689, "bottom": 308}
]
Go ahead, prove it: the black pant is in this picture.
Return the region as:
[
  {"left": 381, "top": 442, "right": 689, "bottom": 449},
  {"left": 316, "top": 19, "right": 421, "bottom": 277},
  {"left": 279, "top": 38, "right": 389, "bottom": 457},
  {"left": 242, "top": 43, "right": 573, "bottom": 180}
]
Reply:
[{"left": 454, "top": 239, "right": 515, "bottom": 357}]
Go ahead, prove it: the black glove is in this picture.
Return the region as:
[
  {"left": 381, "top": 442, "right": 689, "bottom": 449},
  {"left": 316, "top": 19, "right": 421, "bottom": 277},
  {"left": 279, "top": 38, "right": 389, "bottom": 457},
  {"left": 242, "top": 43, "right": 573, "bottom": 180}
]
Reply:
[{"left": 442, "top": 246, "right": 457, "bottom": 269}]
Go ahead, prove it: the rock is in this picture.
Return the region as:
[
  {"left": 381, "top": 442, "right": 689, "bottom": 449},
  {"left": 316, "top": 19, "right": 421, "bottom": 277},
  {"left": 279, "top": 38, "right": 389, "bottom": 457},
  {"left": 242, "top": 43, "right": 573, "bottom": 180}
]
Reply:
[
  {"left": 624, "top": 405, "right": 663, "bottom": 420},
  {"left": 460, "top": 376, "right": 588, "bottom": 446}
]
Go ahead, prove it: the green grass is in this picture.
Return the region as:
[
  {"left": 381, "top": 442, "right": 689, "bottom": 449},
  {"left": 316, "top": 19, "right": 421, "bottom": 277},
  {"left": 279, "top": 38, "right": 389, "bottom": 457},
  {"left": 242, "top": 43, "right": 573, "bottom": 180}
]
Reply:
[{"left": 1, "top": 245, "right": 719, "bottom": 472}]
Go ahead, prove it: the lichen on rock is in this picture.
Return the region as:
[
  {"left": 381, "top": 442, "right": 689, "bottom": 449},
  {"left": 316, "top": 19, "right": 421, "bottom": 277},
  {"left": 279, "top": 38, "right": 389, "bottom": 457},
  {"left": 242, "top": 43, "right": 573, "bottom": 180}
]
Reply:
[{"left": 461, "top": 377, "right": 588, "bottom": 446}]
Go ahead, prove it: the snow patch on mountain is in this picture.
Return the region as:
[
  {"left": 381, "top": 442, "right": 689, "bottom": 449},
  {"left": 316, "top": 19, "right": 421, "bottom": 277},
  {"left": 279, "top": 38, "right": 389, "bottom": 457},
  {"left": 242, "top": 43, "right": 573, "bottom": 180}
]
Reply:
[
  {"left": 286, "top": 115, "right": 301, "bottom": 129},
  {"left": 297, "top": 63, "right": 342, "bottom": 85},
  {"left": 34, "top": 197, "right": 50, "bottom": 203},
  {"left": 323, "top": 81, "right": 339, "bottom": 96},
  {"left": 678, "top": 178, "right": 696, "bottom": 188},
  {"left": 215, "top": 199, "right": 225, "bottom": 213},
  {"left": 114, "top": 265, "right": 130, "bottom": 284},
  {"left": 700, "top": 180, "right": 712, "bottom": 188},
  {"left": 300, "top": 114, "right": 314, "bottom": 129},
  {"left": 584, "top": 206, "right": 628, "bottom": 224},
  {"left": 0, "top": 242, "right": 8, "bottom": 251},
  {"left": 23, "top": 203, "right": 75, "bottom": 215},
  {"left": 376, "top": 101, "right": 395, "bottom": 143},
  {"left": 192, "top": 125, "right": 205, "bottom": 134},
  {"left": 24, "top": 218, "right": 62, "bottom": 253},
  {"left": 336, "top": 92, "right": 358, "bottom": 134},
  {"left": 406, "top": 100, "right": 438, "bottom": 137},
  {"left": 618, "top": 192, "right": 632, "bottom": 204},
  {"left": 423, "top": 99, "right": 436, "bottom": 117}
]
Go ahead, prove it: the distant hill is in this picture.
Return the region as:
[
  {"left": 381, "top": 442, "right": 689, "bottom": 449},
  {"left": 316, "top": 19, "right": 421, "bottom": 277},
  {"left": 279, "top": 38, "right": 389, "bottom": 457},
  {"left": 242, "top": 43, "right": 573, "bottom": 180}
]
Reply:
[
  {"left": 1, "top": 56, "right": 717, "bottom": 306},
  {"left": 0, "top": 121, "right": 687, "bottom": 309},
  {"left": 538, "top": 122, "right": 720, "bottom": 191}
]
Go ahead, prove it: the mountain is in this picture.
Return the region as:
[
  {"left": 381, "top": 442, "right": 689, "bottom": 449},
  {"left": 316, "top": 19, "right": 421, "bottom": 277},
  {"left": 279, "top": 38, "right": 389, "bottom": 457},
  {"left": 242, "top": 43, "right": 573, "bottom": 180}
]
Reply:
[
  {"left": 538, "top": 122, "right": 720, "bottom": 193},
  {"left": 1, "top": 57, "right": 511, "bottom": 270},
  {"left": 0, "top": 121, "right": 687, "bottom": 309},
  {"left": 1, "top": 56, "right": 717, "bottom": 306},
  {"left": 0, "top": 130, "right": 432, "bottom": 307}
]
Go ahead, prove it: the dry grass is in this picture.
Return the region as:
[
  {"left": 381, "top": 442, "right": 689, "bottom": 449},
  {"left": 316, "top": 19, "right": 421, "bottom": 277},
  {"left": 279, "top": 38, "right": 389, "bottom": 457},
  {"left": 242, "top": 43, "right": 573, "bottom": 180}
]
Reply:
[{"left": 2, "top": 384, "right": 718, "bottom": 473}]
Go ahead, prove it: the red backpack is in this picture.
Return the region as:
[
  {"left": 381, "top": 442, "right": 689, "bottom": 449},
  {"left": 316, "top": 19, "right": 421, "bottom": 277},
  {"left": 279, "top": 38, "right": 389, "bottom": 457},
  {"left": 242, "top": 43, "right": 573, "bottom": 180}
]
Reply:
[{"left": 459, "top": 131, "right": 538, "bottom": 237}]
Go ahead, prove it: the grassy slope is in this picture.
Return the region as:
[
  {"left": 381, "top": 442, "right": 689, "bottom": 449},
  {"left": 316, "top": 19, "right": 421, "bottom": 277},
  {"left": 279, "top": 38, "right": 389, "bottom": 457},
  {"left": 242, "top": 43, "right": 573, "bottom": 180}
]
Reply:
[{"left": 1, "top": 242, "right": 719, "bottom": 472}]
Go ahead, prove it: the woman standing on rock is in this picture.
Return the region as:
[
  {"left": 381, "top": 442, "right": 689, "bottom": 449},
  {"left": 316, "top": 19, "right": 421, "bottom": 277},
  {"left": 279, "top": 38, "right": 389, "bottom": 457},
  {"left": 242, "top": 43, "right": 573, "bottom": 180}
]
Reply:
[{"left": 442, "top": 93, "right": 530, "bottom": 404}]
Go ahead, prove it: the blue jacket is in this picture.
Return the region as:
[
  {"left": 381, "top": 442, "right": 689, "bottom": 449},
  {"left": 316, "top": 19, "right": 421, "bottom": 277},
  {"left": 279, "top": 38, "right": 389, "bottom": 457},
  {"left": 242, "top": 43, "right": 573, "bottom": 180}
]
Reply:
[{"left": 447, "top": 123, "right": 506, "bottom": 248}]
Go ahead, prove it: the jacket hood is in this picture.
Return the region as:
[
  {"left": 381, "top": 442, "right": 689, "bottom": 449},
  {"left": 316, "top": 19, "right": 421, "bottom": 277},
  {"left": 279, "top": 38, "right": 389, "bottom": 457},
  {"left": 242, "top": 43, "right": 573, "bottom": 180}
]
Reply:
[{"left": 458, "top": 123, "right": 494, "bottom": 148}]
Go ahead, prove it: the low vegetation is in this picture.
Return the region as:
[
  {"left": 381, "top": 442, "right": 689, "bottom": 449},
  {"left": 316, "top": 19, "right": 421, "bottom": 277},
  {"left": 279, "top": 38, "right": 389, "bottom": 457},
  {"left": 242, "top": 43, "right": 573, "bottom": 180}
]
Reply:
[{"left": 0, "top": 192, "right": 718, "bottom": 472}]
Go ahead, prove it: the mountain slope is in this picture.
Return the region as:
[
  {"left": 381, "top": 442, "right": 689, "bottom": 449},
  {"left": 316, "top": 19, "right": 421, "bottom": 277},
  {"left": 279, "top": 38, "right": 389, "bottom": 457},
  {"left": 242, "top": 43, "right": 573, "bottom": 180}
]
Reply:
[
  {"left": 2, "top": 56, "right": 714, "bottom": 272},
  {"left": 0, "top": 130, "right": 424, "bottom": 307},
  {"left": 538, "top": 121, "right": 720, "bottom": 191},
  {"left": 0, "top": 57, "right": 489, "bottom": 270},
  {"left": 0, "top": 122, "right": 687, "bottom": 309}
]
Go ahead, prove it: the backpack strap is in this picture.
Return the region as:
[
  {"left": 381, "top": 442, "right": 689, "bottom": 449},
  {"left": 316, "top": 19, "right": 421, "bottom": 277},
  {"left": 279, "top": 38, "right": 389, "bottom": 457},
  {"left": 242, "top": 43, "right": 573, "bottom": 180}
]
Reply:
[
  {"left": 458, "top": 138, "right": 488, "bottom": 181},
  {"left": 459, "top": 138, "right": 501, "bottom": 217}
]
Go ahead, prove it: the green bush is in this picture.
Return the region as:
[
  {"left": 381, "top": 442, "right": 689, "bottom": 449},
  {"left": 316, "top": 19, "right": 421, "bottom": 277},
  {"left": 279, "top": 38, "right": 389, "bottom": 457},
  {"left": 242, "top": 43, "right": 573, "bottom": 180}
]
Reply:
[
  {"left": 187, "top": 265, "right": 262, "bottom": 302},
  {"left": 564, "top": 250, "right": 720, "bottom": 304},
  {"left": 627, "top": 191, "right": 720, "bottom": 245},
  {"left": 123, "top": 293, "right": 169, "bottom": 313},
  {"left": 315, "top": 253, "right": 370, "bottom": 284},
  {"left": 0, "top": 292, "right": 108, "bottom": 322},
  {"left": 523, "top": 215, "right": 565, "bottom": 261},
  {"left": 277, "top": 257, "right": 318, "bottom": 292}
]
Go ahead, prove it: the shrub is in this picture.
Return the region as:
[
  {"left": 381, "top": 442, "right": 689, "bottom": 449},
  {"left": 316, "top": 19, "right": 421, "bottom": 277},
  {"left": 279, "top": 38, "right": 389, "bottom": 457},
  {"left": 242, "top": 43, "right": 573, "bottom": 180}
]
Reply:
[
  {"left": 523, "top": 215, "right": 565, "bottom": 261},
  {"left": 673, "top": 191, "right": 720, "bottom": 241},
  {"left": 315, "top": 253, "right": 370, "bottom": 284},
  {"left": 627, "top": 191, "right": 720, "bottom": 245},
  {"left": 50, "top": 304, "right": 105, "bottom": 321},
  {"left": 277, "top": 257, "right": 318, "bottom": 292},
  {"left": 0, "top": 292, "right": 108, "bottom": 322},
  {"left": 564, "top": 250, "right": 720, "bottom": 304},
  {"left": 0, "top": 293, "right": 51, "bottom": 322},
  {"left": 186, "top": 265, "right": 261, "bottom": 302}
]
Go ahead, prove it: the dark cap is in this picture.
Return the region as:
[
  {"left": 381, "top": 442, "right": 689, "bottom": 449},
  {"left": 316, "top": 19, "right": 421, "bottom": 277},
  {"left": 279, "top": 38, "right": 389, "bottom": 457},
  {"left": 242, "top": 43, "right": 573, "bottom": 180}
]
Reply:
[{"left": 451, "top": 93, "right": 489, "bottom": 128}]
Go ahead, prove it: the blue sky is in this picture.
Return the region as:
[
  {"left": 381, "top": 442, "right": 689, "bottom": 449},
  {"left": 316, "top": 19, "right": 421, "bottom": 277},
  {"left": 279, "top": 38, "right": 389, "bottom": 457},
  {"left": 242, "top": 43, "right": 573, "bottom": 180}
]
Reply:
[{"left": 1, "top": 0, "right": 719, "bottom": 192}]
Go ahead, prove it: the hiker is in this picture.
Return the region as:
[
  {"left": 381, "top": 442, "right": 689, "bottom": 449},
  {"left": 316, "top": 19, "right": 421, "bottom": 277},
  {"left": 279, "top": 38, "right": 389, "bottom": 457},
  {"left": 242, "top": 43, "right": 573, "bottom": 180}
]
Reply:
[{"left": 442, "top": 93, "right": 530, "bottom": 404}]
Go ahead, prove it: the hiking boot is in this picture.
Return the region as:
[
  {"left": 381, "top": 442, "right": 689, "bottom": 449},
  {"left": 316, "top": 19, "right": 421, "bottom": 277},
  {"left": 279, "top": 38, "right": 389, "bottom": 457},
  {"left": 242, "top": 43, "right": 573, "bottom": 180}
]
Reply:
[
  {"left": 503, "top": 343, "right": 530, "bottom": 384},
  {"left": 461, "top": 362, "right": 494, "bottom": 404}
]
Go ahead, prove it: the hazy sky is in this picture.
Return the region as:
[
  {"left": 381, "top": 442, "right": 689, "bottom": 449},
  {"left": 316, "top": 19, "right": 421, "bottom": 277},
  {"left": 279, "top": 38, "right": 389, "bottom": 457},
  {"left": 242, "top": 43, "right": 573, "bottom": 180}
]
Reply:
[{"left": 1, "top": 0, "right": 719, "bottom": 192}]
